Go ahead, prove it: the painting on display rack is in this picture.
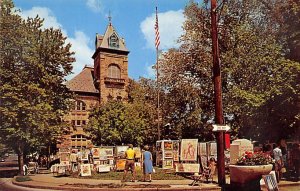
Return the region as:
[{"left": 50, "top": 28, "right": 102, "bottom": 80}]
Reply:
[
  {"left": 164, "top": 141, "right": 173, "bottom": 150},
  {"left": 81, "top": 164, "right": 92, "bottom": 176},
  {"left": 81, "top": 148, "right": 89, "bottom": 161},
  {"left": 92, "top": 148, "right": 100, "bottom": 158},
  {"left": 180, "top": 139, "right": 198, "bottom": 161},
  {"left": 163, "top": 159, "right": 173, "bottom": 169},
  {"left": 116, "top": 146, "right": 129, "bottom": 158}
]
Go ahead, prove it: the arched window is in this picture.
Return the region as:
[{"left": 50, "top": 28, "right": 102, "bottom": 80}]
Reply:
[
  {"left": 108, "top": 64, "right": 121, "bottom": 79},
  {"left": 109, "top": 33, "right": 119, "bottom": 48},
  {"left": 75, "top": 100, "right": 86, "bottom": 111}
]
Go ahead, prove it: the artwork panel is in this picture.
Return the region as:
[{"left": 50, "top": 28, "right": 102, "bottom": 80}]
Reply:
[
  {"left": 164, "top": 151, "right": 173, "bottom": 159},
  {"left": 92, "top": 148, "right": 100, "bottom": 158},
  {"left": 209, "top": 142, "right": 217, "bottom": 156},
  {"left": 173, "top": 141, "right": 180, "bottom": 151},
  {"left": 80, "top": 164, "right": 92, "bottom": 176},
  {"left": 105, "top": 148, "right": 114, "bottom": 157},
  {"left": 180, "top": 139, "right": 198, "bottom": 161},
  {"left": 175, "top": 163, "right": 200, "bottom": 173},
  {"left": 162, "top": 159, "right": 173, "bottom": 169},
  {"left": 199, "top": 142, "right": 207, "bottom": 156},
  {"left": 173, "top": 151, "right": 179, "bottom": 161},
  {"left": 116, "top": 146, "right": 128, "bottom": 158},
  {"left": 163, "top": 141, "right": 173, "bottom": 150},
  {"left": 81, "top": 149, "right": 89, "bottom": 161}
]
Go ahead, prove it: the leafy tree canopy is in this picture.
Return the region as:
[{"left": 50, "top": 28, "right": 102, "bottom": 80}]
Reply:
[{"left": 0, "top": 0, "right": 75, "bottom": 173}]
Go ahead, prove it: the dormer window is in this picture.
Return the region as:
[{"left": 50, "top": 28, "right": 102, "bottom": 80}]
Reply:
[{"left": 109, "top": 32, "right": 119, "bottom": 48}]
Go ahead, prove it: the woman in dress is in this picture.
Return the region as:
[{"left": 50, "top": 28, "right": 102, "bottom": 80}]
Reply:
[{"left": 142, "top": 145, "right": 153, "bottom": 182}]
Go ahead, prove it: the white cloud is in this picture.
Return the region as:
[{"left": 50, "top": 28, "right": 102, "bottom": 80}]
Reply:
[
  {"left": 86, "top": 0, "right": 103, "bottom": 13},
  {"left": 144, "top": 63, "right": 156, "bottom": 79},
  {"left": 140, "top": 10, "right": 185, "bottom": 50},
  {"left": 19, "top": 7, "right": 67, "bottom": 35},
  {"left": 18, "top": 6, "right": 94, "bottom": 80},
  {"left": 66, "top": 31, "right": 94, "bottom": 80}
]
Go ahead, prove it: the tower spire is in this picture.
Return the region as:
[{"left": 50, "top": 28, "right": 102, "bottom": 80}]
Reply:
[{"left": 108, "top": 10, "right": 112, "bottom": 25}]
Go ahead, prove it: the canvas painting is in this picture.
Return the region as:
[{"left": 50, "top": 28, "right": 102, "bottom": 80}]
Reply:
[
  {"left": 209, "top": 142, "right": 217, "bottom": 156},
  {"left": 163, "top": 141, "right": 173, "bottom": 150},
  {"left": 173, "top": 141, "right": 180, "bottom": 151},
  {"left": 91, "top": 147, "right": 100, "bottom": 158},
  {"left": 173, "top": 151, "right": 179, "bottom": 161},
  {"left": 80, "top": 164, "right": 92, "bottom": 176},
  {"left": 116, "top": 146, "right": 128, "bottom": 158},
  {"left": 199, "top": 142, "right": 207, "bottom": 156},
  {"left": 81, "top": 149, "right": 89, "bottom": 161},
  {"left": 164, "top": 151, "right": 173, "bottom": 159},
  {"left": 105, "top": 148, "right": 114, "bottom": 157},
  {"left": 180, "top": 139, "right": 198, "bottom": 161},
  {"left": 162, "top": 159, "right": 173, "bottom": 169}
]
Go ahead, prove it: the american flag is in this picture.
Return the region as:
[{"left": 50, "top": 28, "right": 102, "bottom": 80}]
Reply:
[{"left": 155, "top": 7, "right": 160, "bottom": 50}]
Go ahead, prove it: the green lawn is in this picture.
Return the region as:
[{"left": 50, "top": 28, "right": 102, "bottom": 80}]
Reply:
[{"left": 70, "top": 167, "right": 187, "bottom": 181}]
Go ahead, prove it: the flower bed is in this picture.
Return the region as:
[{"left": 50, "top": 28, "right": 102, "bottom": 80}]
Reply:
[{"left": 236, "top": 151, "right": 274, "bottom": 166}]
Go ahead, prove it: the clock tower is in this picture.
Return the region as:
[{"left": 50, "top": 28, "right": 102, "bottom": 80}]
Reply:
[{"left": 92, "top": 21, "right": 129, "bottom": 103}]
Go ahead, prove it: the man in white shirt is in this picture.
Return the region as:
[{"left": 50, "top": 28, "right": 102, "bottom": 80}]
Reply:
[{"left": 273, "top": 143, "right": 283, "bottom": 182}]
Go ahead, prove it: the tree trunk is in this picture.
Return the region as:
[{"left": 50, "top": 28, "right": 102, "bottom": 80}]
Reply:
[
  {"left": 17, "top": 145, "right": 24, "bottom": 176},
  {"left": 18, "top": 153, "right": 24, "bottom": 176}
]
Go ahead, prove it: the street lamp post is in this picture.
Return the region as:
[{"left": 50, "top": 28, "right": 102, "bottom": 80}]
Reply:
[{"left": 211, "top": 0, "right": 226, "bottom": 187}]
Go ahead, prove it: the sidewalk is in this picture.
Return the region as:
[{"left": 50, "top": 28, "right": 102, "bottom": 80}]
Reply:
[{"left": 12, "top": 172, "right": 300, "bottom": 191}]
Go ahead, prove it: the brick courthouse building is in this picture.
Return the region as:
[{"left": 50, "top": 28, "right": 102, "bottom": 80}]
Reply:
[{"left": 57, "top": 21, "right": 129, "bottom": 149}]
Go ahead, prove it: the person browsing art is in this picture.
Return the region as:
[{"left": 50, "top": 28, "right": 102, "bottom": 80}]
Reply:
[
  {"left": 142, "top": 145, "right": 153, "bottom": 182},
  {"left": 122, "top": 144, "right": 136, "bottom": 182}
]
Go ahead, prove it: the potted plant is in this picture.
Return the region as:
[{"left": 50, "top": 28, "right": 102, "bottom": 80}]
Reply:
[{"left": 229, "top": 151, "right": 274, "bottom": 191}]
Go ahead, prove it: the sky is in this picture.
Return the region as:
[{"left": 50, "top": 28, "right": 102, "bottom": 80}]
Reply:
[{"left": 13, "top": 0, "right": 199, "bottom": 80}]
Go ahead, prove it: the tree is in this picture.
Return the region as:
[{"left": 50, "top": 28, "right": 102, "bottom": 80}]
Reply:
[
  {"left": 0, "top": 0, "right": 75, "bottom": 175},
  {"left": 158, "top": 0, "right": 299, "bottom": 141}
]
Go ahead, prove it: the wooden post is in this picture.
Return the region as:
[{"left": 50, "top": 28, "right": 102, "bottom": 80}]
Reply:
[{"left": 211, "top": 0, "right": 225, "bottom": 186}]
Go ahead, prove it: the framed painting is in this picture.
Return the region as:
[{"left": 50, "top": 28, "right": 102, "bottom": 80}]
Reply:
[
  {"left": 164, "top": 151, "right": 173, "bottom": 159},
  {"left": 162, "top": 159, "right": 173, "bottom": 169},
  {"left": 175, "top": 163, "right": 200, "bottom": 173},
  {"left": 199, "top": 142, "right": 207, "bottom": 156},
  {"left": 81, "top": 148, "right": 89, "bottom": 161},
  {"left": 133, "top": 147, "right": 141, "bottom": 158},
  {"left": 173, "top": 141, "right": 180, "bottom": 151},
  {"left": 105, "top": 148, "right": 114, "bottom": 157},
  {"left": 173, "top": 151, "right": 179, "bottom": 161},
  {"left": 180, "top": 139, "right": 198, "bottom": 161},
  {"left": 80, "top": 164, "right": 92, "bottom": 176},
  {"left": 163, "top": 141, "right": 173, "bottom": 150},
  {"left": 91, "top": 147, "right": 100, "bottom": 158},
  {"left": 116, "top": 146, "right": 128, "bottom": 158},
  {"left": 209, "top": 142, "right": 217, "bottom": 156}
]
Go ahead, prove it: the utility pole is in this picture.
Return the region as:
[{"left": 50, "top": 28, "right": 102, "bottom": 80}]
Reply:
[{"left": 211, "top": 0, "right": 225, "bottom": 187}]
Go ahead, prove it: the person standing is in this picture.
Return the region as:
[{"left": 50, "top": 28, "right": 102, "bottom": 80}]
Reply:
[
  {"left": 142, "top": 145, "right": 153, "bottom": 182},
  {"left": 273, "top": 143, "right": 283, "bottom": 182},
  {"left": 122, "top": 144, "right": 136, "bottom": 182}
]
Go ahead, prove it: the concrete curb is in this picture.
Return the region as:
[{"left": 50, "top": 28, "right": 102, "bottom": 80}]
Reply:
[{"left": 12, "top": 179, "right": 221, "bottom": 191}]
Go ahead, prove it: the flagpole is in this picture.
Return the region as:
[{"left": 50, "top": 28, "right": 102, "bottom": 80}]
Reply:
[{"left": 155, "top": 6, "right": 161, "bottom": 140}]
